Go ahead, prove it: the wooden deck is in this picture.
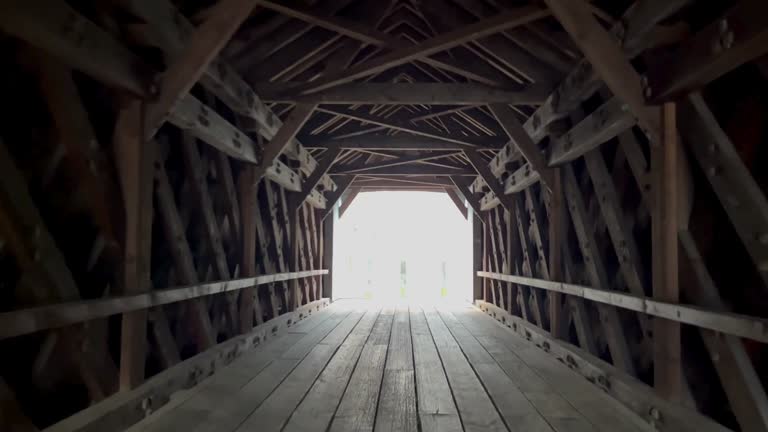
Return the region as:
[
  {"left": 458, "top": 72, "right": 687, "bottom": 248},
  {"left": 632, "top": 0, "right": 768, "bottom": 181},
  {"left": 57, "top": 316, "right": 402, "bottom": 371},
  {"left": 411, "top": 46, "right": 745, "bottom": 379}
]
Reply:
[{"left": 126, "top": 300, "right": 653, "bottom": 432}]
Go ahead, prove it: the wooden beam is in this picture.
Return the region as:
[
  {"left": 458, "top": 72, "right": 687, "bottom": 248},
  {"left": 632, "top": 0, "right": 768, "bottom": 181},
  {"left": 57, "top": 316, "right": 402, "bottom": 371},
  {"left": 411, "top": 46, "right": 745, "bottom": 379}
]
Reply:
[
  {"left": 463, "top": 149, "right": 513, "bottom": 212},
  {"left": 470, "top": 0, "right": 689, "bottom": 207},
  {"left": 355, "top": 177, "right": 454, "bottom": 187},
  {"left": 290, "top": 147, "right": 342, "bottom": 212},
  {"left": 169, "top": 94, "right": 259, "bottom": 162},
  {"left": 332, "top": 165, "right": 475, "bottom": 176},
  {"left": 680, "top": 93, "right": 768, "bottom": 289},
  {"left": 479, "top": 98, "right": 636, "bottom": 209},
  {"left": 113, "top": 101, "right": 154, "bottom": 390},
  {"left": 308, "top": 136, "right": 466, "bottom": 151},
  {"left": 297, "top": 6, "right": 550, "bottom": 94},
  {"left": 451, "top": 177, "right": 485, "bottom": 224},
  {"left": 563, "top": 166, "right": 636, "bottom": 375},
  {"left": 0, "top": 0, "right": 154, "bottom": 97},
  {"left": 154, "top": 159, "right": 217, "bottom": 350},
  {"left": 339, "top": 187, "right": 361, "bottom": 218},
  {"left": 252, "top": 186, "right": 282, "bottom": 319},
  {"left": 479, "top": 163, "right": 540, "bottom": 210},
  {"left": 583, "top": 151, "right": 651, "bottom": 336},
  {"left": 316, "top": 107, "right": 506, "bottom": 148},
  {"left": 548, "top": 169, "right": 566, "bottom": 339},
  {"left": 548, "top": 98, "right": 635, "bottom": 165},
  {"left": 489, "top": 104, "right": 554, "bottom": 188},
  {"left": 511, "top": 195, "right": 544, "bottom": 326},
  {"left": 144, "top": 0, "right": 263, "bottom": 137},
  {"left": 0, "top": 114, "right": 120, "bottom": 396},
  {"left": 472, "top": 206, "right": 483, "bottom": 300},
  {"left": 679, "top": 231, "right": 768, "bottom": 431},
  {"left": 321, "top": 176, "right": 355, "bottom": 220},
  {"left": 418, "top": 0, "right": 561, "bottom": 85},
  {"left": 257, "top": 83, "right": 550, "bottom": 105},
  {"left": 181, "top": 136, "right": 239, "bottom": 335},
  {"left": 653, "top": 102, "right": 682, "bottom": 400},
  {"left": 478, "top": 271, "right": 768, "bottom": 344},
  {"left": 35, "top": 58, "right": 121, "bottom": 256},
  {"left": 263, "top": 181, "right": 291, "bottom": 308},
  {"left": 120, "top": 0, "right": 335, "bottom": 200},
  {"left": 445, "top": 187, "right": 468, "bottom": 220},
  {"left": 247, "top": 0, "right": 516, "bottom": 86},
  {"left": 253, "top": 104, "right": 317, "bottom": 183},
  {"left": 239, "top": 166, "right": 261, "bottom": 332},
  {"left": 646, "top": 0, "right": 768, "bottom": 103},
  {"left": 322, "top": 213, "right": 335, "bottom": 299},
  {"left": 333, "top": 152, "right": 464, "bottom": 174},
  {"left": 543, "top": 0, "right": 660, "bottom": 142},
  {"left": 0, "top": 271, "right": 328, "bottom": 341},
  {"left": 256, "top": 0, "right": 387, "bottom": 45}
]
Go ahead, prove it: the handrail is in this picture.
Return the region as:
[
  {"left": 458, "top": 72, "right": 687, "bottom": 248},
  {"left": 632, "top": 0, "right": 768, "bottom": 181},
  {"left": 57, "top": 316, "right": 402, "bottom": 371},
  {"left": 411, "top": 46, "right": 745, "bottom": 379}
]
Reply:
[
  {"left": 0, "top": 270, "right": 328, "bottom": 340},
  {"left": 478, "top": 271, "right": 768, "bottom": 343}
]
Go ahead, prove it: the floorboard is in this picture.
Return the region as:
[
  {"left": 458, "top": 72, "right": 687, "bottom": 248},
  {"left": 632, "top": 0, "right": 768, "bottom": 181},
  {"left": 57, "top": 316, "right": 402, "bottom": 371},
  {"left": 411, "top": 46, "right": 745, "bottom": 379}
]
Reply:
[
  {"left": 329, "top": 307, "right": 394, "bottom": 432},
  {"left": 435, "top": 307, "right": 556, "bottom": 432},
  {"left": 449, "top": 304, "right": 653, "bottom": 432},
  {"left": 282, "top": 306, "right": 381, "bottom": 432},
  {"left": 128, "top": 300, "right": 659, "bottom": 432},
  {"left": 410, "top": 305, "right": 464, "bottom": 432},
  {"left": 422, "top": 307, "right": 507, "bottom": 432},
  {"left": 236, "top": 308, "right": 367, "bottom": 431},
  {"left": 375, "top": 306, "right": 418, "bottom": 432}
]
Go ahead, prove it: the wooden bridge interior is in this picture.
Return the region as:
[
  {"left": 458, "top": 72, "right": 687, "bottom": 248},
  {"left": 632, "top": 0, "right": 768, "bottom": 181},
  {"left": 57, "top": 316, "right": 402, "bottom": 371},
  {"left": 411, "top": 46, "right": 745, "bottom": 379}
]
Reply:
[{"left": 0, "top": 0, "right": 766, "bottom": 431}]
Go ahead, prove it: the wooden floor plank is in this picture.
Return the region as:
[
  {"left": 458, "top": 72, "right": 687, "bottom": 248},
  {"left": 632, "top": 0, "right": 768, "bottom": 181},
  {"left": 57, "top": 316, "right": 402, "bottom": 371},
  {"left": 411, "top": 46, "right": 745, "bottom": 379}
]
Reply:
[
  {"left": 454, "top": 306, "right": 652, "bottom": 432},
  {"left": 436, "top": 306, "right": 555, "bottom": 432},
  {"left": 131, "top": 304, "right": 341, "bottom": 432},
  {"left": 125, "top": 301, "right": 657, "bottom": 432},
  {"left": 375, "top": 305, "right": 418, "bottom": 432},
  {"left": 450, "top": 306, "right": 599, "bottom": 432},
  {"left": 422, "top": 306, "right": 507, "bottom": 432},
  {"left": 179, "top": 305, "right": 356, "bottom": 432},
  {"left": 410, "top": 306, "right": 464, "bottom": 432},
  {"left": 282, "top": 307, "right": 382, "bottom": 432},
  {"left": 235, "top": 307, "right": 369, "bottom": 431},
  {"left": 329, "top": 308, "right": 395, "bottom": 432}
]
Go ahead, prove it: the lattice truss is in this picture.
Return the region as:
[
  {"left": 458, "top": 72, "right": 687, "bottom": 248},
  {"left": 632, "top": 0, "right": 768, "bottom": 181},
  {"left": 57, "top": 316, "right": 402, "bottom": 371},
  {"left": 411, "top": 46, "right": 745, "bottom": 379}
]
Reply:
[{"left": 0, "top": 0, "right": 766, "bottom": 431}]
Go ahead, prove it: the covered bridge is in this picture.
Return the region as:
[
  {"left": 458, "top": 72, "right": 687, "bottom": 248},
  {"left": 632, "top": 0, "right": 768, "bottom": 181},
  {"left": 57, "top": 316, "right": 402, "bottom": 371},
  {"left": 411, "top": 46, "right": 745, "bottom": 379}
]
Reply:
[{"left": 0, "top": 0, "right": 766, "bottom": 431}]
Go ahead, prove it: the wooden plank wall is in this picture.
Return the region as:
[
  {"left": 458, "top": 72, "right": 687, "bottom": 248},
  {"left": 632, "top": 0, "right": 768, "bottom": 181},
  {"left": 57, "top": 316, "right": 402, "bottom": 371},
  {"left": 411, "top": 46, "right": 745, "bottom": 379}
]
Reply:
[
  {"left": 0, "top": 1, "right": 335, "bottom": 429},
  {"left": 471, "top": 2, "right": 768, "bottom": 431}
]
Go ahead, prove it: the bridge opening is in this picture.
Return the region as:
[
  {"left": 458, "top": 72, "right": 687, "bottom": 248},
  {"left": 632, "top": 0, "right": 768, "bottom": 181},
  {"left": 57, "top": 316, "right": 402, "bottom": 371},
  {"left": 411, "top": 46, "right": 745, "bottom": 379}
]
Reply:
[{"left": 332, "top": 191, "right": 472, "bottom": 303}]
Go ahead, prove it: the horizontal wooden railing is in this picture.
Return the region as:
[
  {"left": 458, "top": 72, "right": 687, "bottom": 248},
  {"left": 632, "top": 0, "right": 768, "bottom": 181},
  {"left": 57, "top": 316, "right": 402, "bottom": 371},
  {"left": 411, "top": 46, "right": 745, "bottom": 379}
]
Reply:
[
  {"left": 0, "top": 270, "right": 328, "bottom": 340},
  {"left": 478, "top": 271, "right": 768, "bottom": 343}
]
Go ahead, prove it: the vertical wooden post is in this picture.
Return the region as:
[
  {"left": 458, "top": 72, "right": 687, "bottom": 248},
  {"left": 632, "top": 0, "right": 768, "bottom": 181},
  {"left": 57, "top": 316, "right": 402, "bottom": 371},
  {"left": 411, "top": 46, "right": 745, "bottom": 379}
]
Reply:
[
  {"left": 290, "top": 207, "right": 302, "bottom": 310},
  {"left": 238, "top": 165, "right": 262, "bottom": 333},
  {"left": 471, "top": 206, "right": 483, "bottom": 301},
  {"left": 322, "top": 205, "right": 336, "bottom": 300},
  {"left": 654, "top": 102, "right": 682, "bottom": 400},
  {"left": 114, "top": 100, "right": 154, "bottom": 391},
  {"left": 548, "top": 168, "right": 565, "bottom": 338}
]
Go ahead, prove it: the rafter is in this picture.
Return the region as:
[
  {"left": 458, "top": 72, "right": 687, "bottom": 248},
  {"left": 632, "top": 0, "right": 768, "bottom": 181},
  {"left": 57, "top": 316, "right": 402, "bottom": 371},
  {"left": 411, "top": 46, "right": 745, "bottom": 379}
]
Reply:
[
  {"left": 333, "top": 152, "right": 464, "bottom": 174},
  {"left": 293, "top": 6, "right": 550, "bottom": 94},
  {"left": 256, "top": 82, "right": 549, "bottom": 105},
  {"left": 317, "top": 107, "right": 506, "bottom": 148}
]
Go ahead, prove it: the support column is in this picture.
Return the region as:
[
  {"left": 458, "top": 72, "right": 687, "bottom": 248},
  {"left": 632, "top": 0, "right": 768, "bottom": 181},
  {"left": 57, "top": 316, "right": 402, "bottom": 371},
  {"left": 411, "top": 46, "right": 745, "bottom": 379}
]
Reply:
[
  {"left": 322, "top": 204, "right": 337, "bottom": 300},
  {"left": 654, "top": 102, "right": 683, "bottom": 400},
  {"left": 114, "top": 100, "right": 154, "bottom": 391},
  {"left": 470, "top": 206, "right": 483, "bottom": 301}
]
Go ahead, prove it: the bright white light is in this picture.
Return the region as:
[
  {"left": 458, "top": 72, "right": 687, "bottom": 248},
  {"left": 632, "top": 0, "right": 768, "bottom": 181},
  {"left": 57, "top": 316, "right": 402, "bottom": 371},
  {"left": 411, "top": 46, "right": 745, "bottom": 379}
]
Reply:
[{"left": 332, "top": 191, "right": 472, "bottom": 303}]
